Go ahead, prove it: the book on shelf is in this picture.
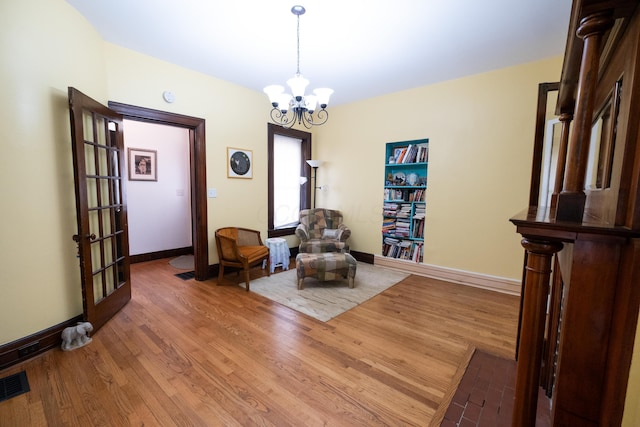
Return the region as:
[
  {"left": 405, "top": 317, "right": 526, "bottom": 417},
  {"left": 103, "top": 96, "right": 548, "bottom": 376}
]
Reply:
[
  {"left": 409, "top": 189, "right": 425, "bottom": 201},
  {"left": 416, "top": 144, "right": 429, "bottom": 163},
  {"left": 382, "top": 236, "right": 423, "bottom": 262},
  {"left": 395, "top": 218, "right": 410, "bottom": 236},
  {"left": 412, "top": 219, "right": 425, "bottom": 238},
  {"left": 394, "top": 147, "right": 408, "bottom": 163},
  {"left": 396, "top": 203, "right": 412, "bottom": 218},
  {"left": 403, "top": 144, "right": 420, "bottom": 164},
  {"left": 390, "top": 240, "right": 412, "bottom": 259},
  {"left": 401, "top": 145, "right": 413, "bottom": 163},
  {"left": 411, "top": 242, "right": 424, "bottom": 262},
  {"left": 382, "top": 218, "right": 396, "bottom": 234},
  {"left": 383, "top": 202, "right": 400, "bottom": 215},
  {"left": 391, "top": 143, "right": 428, "bottom": 165}
]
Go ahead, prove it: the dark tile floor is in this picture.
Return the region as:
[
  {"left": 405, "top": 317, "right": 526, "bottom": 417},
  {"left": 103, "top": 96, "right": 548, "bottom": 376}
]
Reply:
[{"left": 441, "top": 350, "right": 552, "bottom": 427}]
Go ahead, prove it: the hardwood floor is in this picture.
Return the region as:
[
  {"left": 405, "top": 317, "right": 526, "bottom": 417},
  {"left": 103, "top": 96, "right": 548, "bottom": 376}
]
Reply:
[{"left": 0, "top": 259, "right": 519, "bottom": 426}]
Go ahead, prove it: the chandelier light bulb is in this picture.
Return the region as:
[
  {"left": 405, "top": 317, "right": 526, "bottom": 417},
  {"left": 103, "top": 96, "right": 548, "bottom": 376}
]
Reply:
[
  {"left": 304, "top": 95, "right": 317, "bottom": 113},
  {"left": 278, "top": 93, "right": 292, "bottom": 112},
  {"left": 313, "top": 88, "right": 334, "bottom": 108},
  {"left": 287, "top": 74, "right": 309, "bottom": 101},
  {"left": 263, "top": 85, "right": 284, "bottom": 107}
]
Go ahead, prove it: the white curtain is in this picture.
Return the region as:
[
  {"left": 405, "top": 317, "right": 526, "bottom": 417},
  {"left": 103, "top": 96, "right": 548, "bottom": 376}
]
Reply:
[{"left": 274, "top": 134, "right": 303, "bottom": 228}]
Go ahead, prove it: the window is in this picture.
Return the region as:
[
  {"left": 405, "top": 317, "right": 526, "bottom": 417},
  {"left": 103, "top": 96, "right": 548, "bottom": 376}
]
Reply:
[{"left": 268, "top": 123, "right": 311, "bottom": 237}]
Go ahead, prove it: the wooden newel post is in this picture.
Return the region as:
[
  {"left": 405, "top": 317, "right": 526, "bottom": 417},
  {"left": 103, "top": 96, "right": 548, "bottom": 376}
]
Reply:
[
  {"left": 556, "top": 12, "right": 613, "bottom": 221},
  {"left": 512, "top": 238, "right": 563, "bottom": 427}
]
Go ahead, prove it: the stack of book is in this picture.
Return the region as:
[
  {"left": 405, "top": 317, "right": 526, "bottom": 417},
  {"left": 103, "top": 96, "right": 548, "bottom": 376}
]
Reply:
[
  {"left": 382, "top": 238, "right": 412, "bottom": 259},
  {"left": 382, "top": 217, "right": 396, "bottom": 235},
  {"left": 397, "top": 203, "right": 412, "bottom": 218},
  {"left": 383, "top": 202, "right": 400, "bottom": 216},
  {"left": 382, "top": 237, "right": 400, "bottom": 257},
  {"left": 395, "top": 219, "right": 410, "bottom": 237}
]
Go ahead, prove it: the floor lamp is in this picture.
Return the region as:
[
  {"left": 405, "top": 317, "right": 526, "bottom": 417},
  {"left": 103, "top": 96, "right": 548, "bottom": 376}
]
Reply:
[{"left": 306, "top": 160, "right": 322, "bottom": 209}]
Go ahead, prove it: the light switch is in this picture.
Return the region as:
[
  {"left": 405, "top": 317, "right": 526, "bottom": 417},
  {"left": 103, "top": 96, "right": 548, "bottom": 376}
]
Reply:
[{"left": 207, "top": 188, "right": 217, "bottom": 198}]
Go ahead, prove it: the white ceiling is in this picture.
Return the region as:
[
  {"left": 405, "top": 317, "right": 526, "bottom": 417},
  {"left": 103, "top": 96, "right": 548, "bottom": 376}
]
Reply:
[{"left": 66, "top": 0, "right": 573, "bottom": 106}]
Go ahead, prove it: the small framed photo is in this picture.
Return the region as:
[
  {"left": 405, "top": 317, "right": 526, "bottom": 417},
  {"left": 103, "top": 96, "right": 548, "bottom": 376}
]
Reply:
[
  {"left": 128, "top": 148, "right": 157, "bottom": 181},
  {"left": 227, "top": 147, "right": 253, "bottom": 179}
]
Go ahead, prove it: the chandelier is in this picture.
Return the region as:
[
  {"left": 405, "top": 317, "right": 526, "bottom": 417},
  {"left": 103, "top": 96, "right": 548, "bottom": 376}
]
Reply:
[{"left": 263, "top": 5, "right": 333, "bottom": 129}]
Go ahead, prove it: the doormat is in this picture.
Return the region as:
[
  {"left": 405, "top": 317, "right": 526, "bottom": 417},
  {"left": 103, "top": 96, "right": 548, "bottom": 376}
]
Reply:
[
  {"left": 175, "top": 271, "right": 196, "bottom": 280},
  {"left": 0, "top": 371, "right": 30, "bottom": 403}
]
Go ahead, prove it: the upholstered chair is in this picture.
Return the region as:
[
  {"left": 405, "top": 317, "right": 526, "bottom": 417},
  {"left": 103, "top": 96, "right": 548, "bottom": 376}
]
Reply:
[
  {"left": 215, "top": 227, "right": 270, "bottom": 291},
  {"left": 295, "top": 208, "right": 351, "bottom": 253}
]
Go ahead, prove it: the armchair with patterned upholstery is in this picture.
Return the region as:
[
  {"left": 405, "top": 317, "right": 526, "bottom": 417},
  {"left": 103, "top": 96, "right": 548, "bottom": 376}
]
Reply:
[
  {"left": 295, "top": 208, "right": 351, "bottom": 253},
  {"left": 215, "top": 227, "right": 270, "bottom": 291}
]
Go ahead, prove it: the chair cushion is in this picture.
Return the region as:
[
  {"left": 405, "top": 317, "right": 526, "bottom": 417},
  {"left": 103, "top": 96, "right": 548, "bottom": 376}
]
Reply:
[
  {"left": 321, "top": 228, "right": 341, "bottom": 239},
  {"left": 238, "top": 245, "right": 269, "bottom": 263},
  {"left": 299, "top": 239, "right": 349, "bottom": 254}
]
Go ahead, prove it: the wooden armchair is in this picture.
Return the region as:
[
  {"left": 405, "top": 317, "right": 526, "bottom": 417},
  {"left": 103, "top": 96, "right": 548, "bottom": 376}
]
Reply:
[{"left": 214, "top": 227, "right": 270, "bottom": 291}]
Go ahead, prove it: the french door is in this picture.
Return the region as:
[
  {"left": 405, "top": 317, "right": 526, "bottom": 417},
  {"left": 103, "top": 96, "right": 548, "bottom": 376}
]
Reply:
[{"left": 68, "top": 87, "right": 131, "bottom": 332}]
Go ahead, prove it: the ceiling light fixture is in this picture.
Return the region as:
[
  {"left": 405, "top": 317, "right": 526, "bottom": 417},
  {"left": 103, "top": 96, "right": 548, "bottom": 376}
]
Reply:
[{"left": 263, "top": 5, "right": 333, "bottom": 129}]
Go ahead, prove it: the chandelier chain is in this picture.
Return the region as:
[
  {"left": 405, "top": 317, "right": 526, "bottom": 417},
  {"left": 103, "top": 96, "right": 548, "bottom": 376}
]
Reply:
[{"left": 296, "top": 13, "right": 301, "bottom": 75}]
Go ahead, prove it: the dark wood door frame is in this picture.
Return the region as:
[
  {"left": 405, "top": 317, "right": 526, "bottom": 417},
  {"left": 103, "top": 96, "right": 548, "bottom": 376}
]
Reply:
[{"left": 108, "top": 101, "right": 209, "bottom": 281}]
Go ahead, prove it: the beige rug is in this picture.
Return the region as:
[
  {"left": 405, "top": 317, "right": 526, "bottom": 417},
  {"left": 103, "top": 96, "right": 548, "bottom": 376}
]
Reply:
[
  {"left": 169, "top": 255, "right": 194, "bottom": 270},
  {"left": 246, "top": 262, "right": 410, "bottom": 322}
]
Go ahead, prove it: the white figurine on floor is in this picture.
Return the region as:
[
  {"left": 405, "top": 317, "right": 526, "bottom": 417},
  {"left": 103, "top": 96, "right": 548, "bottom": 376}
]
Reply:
[{"left": 61, "top": 322, "right": 93, "bottom": 351}]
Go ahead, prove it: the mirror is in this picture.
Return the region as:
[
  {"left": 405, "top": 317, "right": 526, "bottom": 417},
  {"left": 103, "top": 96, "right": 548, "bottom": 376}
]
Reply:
[{"left": 538, "top": 118, "right": 562, "bottom": 207}]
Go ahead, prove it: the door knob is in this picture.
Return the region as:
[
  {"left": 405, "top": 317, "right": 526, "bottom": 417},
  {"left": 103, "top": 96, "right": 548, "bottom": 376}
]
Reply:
[{"left": 72, "top": 233, "right": 97, "bottom": 242}]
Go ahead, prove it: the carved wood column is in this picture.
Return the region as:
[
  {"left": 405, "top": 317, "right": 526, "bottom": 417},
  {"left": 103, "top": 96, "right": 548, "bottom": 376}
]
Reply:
[
  {"left": 556, "top": 12, "right": 614, "bottom": 221},
  {"left": 512, "top": 238, "right": 563, "bottom": 427},
  {"left": 550, "top": 113, "right": 573, "bottom": 208}
]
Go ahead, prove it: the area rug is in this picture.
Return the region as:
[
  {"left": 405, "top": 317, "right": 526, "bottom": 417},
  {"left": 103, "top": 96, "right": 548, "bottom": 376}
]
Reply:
[
  {"left": 245, "top": 262, "right": 410, "bottom": 322},
  {"left": 169, "top": 255, "right": 194, "bottom": 270}
]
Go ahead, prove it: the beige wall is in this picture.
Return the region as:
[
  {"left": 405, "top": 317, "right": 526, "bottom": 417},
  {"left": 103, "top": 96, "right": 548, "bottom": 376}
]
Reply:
[
  {"left": 1, "top": 0, "right": 637, "bottom": 421},
  {"left": 315, "top": 57, "right": 561, "bottom": 279},
  {"left": 624, "top": 323, "right": 640, "bottom": 426},
  {"left": 104, "top": 43, "right": 274, "bottom": 261},
  {"left": 0, "top": 0, "right": 108, "bottom": 344}
]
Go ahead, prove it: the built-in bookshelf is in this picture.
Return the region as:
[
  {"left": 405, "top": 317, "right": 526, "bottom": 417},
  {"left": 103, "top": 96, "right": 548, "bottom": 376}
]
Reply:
[{"left": 382, "top": 139, "right": 428, "bottom": 262}]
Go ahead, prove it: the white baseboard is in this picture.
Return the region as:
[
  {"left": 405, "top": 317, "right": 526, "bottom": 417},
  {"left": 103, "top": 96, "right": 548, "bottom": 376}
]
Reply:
[{"left": 373, "top": 255, "right": 521, "bottom": 296}]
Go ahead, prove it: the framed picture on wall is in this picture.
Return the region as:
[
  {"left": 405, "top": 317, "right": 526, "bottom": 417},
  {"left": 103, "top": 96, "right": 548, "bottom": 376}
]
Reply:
[
  {"left": 128, "top": 148, "right": 157, "bottom": 181},
  {"left": 227, "top": 147, "right": 253, "bottom": 179}
]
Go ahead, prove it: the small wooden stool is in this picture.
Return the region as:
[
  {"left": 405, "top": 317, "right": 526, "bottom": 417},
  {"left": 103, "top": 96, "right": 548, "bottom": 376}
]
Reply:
[{"left": 295, "top": 252, "right": 357, "bottom": 290}]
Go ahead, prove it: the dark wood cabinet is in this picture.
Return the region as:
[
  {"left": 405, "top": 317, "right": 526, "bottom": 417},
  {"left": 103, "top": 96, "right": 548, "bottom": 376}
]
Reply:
[{"left": 511, "top": 1, "right": 640, "bottom": 425}]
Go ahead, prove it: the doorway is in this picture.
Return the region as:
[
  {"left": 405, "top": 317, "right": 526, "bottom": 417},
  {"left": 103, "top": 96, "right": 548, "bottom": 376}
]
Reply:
[
  {"left": 124, "top": 120, "right": 192, "bottom": 257},
  {"left": 109, "top": 102, "right": 209, "bottom": 281}
]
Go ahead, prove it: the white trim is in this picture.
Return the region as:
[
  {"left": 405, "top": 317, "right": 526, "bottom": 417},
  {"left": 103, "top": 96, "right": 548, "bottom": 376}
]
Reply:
[{"left": 374, "top": 255, "right": 521, "bottom": 296}]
